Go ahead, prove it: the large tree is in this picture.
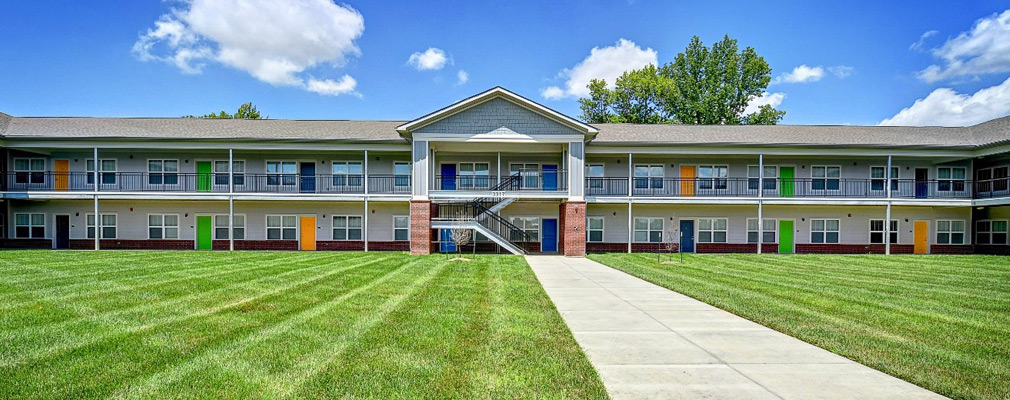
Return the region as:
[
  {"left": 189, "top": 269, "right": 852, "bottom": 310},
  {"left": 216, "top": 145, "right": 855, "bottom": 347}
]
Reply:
[
  {"left": 578, "top": 35, "right": 784, "bottom": 125},
  {"left": 184, "top": 102, "right": 265, "bottom": 119}
]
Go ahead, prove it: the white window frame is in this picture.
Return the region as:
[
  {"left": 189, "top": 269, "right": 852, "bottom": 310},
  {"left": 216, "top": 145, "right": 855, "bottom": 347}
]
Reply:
[
  {"left": 587, "top": 216, "right": 604, "bottom": 242},
  {"left": 213, "top": 214, "right": 245, "bottom": 240},
  {"left": 976, "top": 166, "right": 1009, "bottom": 194},
  {"left": 266, "top": 215, "right": 298, "bottom": 240},
  {"left": 869, "top": 219, "right": 898, "bottom": 244},
  {"left": 747, "top": 165, "right": 778, "bottom": 191},
  {"left": 87, "top": 213, "right": 118, "bottom": 239},
  {"left": 811, "top": 166, "right": 841, "bottom": 191},
  {"left": 147, "top": 159, "right": 180, "bottom": 186},
  {"left": 633, "top": 164, "right": 665, "bottom": 190},
  {"left": 697, "top": 165, "right": 729, "bottom": 190},
  {"left": 509, "top": 163, "right": 540, "bottom": 189},
  {"left": 393, "top": 162, "right": 411, "bottom": 187},
  {"left": 510, "top": 216, "right": 540, "bottom": 241},
  {"left": 633, "top": 217, "right": 663, "bottom": 243},
  {"left": 458, "top": 162, "right": 492, "bottom": 189},
  {"left": 147, "top": 214, "right": 180, "bottom": 239},
  {"left": 13, "top": 158, "right": 46, "bottom": 185},
  {"left": 266, "top": 161, "right": 297, "bottom": 186},
  {"left": 331, "top": 161, "right": 364, "bottom": 187},
  {"left": 586, "top": 163, "right": 605, "bottom": 189},
  {"left": 936, "top": 167, "right": 966, "bottom": 192},
  {"left": 14, "top": 213, "right": 45, "bottom": 238},
  {"left": 86, "top": 158, "right": 118, "bottom": 185},
  {"left": 747, "top": 218, "right": 777, "bottom": 243},
  {"left": 393, "top": 215, "right": 409, "bottom": 241},
  {"left": 976, "top": 220, "right": 1008, "bottom": 245},
  {"left": 936, "top": 220, "right": 966, "bottom": 245},
  {"left": 214, "top": 160, "right": 245, "bottom": 186},
  {"left": 810, "top": 219, "right": 840, "bottom": 244},
  {"left": 332, "top": 215, "right": 363, "bottom": 241},
  {"left": 870, "top": 166, "right": 899, "bottom": 192},
  {"left": 697, "top": 218, "right": 728, "bottom": 243}
]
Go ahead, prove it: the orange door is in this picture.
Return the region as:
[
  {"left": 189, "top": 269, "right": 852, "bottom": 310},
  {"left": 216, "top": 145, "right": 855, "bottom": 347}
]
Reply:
[
  {"left": 55, "top": 160, "right": 69, "bottom": 191},
  {"left": 300, "top": 216, "right": 316, "bottom": 251},
  {"left": 680, "top": 166, "right": 696, "bottom": 197},
  {"left": 913, "top": 221, "right": 928, "bottom": 255}
]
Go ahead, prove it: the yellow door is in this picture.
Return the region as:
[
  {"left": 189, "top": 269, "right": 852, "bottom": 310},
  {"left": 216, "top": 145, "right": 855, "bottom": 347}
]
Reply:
[
  {"left": 680, "top": 166, "right": 696, "bottom": 197},
  {"left": 914, "top": 221, "right": 928, "bottom": 255},
  {"left": 55, "top": 160, "right": 69, "bottom": 191},
  {"left": 300, "top": 216, "right": 316, "bottom": 251}
]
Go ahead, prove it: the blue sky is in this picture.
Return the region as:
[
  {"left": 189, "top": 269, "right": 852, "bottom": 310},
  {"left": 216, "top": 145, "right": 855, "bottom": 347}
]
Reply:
[{"left": 2, "top": 0, "right": 1010, "bottom": 126}]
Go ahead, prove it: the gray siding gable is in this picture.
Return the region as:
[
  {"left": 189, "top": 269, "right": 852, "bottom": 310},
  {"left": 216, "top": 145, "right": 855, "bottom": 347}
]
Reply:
[{"left": 413, "top": 98, "right": 583, "bottom": 136}]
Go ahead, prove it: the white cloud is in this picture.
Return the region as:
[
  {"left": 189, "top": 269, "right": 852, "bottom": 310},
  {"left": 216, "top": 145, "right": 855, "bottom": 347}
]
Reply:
[
  {"left": 407, "top": 48, "right": 450, "bottom": 71},
  {"left": 879, "top": 76, "right": 1010, "bottom": 126},
  {"left": 540, "top": 38, "right": 658, "bottom": 100},
  {"left": 917, "top": 9, "right": 1010, "bottom": 82},
  {"left": 909, "top": 30, "right": 938, "bottom": 51},
  {"left": 133, "top": 0, "right": 365, "bottom": 96},
  {"left": 828, "top": 65, "right": 854, "bottom": 78},
  {"left": 456, "top": 70, "right": 469, "bottom": 85},
  {"left": 743, "top": 92, "right": 785, "bottom": 115},
  {"left": 774, "top": 65, "right": 825, "bottom": 84}
]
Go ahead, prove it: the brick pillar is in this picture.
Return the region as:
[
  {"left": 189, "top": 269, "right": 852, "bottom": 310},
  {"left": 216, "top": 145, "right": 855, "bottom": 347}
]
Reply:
[
  {"left": 561, "top": 201, "right": 586, "bottom": 257},
  {"left": 410, "top": 200, "right": 432, "bottom": 255}
]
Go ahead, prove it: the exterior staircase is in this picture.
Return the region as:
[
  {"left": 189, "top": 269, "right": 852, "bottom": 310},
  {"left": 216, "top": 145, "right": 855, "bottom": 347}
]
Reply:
[{"left": 431, "top": 174, "right": 535, "bottom": 255}]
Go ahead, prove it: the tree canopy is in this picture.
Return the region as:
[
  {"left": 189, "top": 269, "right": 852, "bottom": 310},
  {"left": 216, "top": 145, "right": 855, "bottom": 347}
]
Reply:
[
  {"left": 578, "top": 35, "right": 785, "bottom": 125},
  {"left": 184, "top": 102, "right": 265, "bottom": 119}
]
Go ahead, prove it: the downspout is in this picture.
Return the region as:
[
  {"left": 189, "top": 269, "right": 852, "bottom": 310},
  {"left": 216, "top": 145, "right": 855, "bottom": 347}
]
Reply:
[{"left": 93, "top": 147, "right": 99, "bottom": 251}]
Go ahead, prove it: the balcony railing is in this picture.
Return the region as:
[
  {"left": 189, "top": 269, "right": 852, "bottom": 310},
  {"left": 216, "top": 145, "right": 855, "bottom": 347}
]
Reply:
[
  {"left": 433, "top": 169, "right": 568, "bottom": 192},
  {"left": 3, "top": 172, "right": 411, "bottom": 195},
  {"left": 585, "top": 177, "right": 979, "bottom": 199}
]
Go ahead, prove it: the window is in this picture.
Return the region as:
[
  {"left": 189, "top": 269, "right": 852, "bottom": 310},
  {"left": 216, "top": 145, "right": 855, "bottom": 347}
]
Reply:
[
  {"left": 937, "top": 167, "right": 966, "bottom": 192},
  {"left": 15, "top": 213, "right": 45, "bottom": 238},
  {"left": 869, "top": 220, "right": 898, "bottom": 244},
  {"left": 267, "top": 215, "right": 298, "bottom": 240},
  {"left": 698, "top": 165, "right": 729, "bottom": 190},
  {"left": 13, "top": 158, "right": 45, "bottom": 184},
  {"left": 698, "top": 218, "right": 728, "bottom": 243},
  {"left": 455, "top": 162, "right": 490, "bottom": 189},
  {"left": 87, "top": 214, "right": 117, "bottom": 239},
  {"left": 747, "top": 218, "right": 777, "bottom": 243},
  {"left": 811, "top": 219, "right": 840, "bottom": 243},
  {"left": 587, "top": 217, "right": 604, "bottom": 242},
  {"left": 812, "top": 166, "right": 840, "bottom": 191},
  {"left": 148, "top": 159, "right": 179, "bottom": 185},
  {"left": 976, "top": 220, "right": 1008, "bottom": 245},
  {"left": 394, "top": 162, "right": 411, "bottom": 187},
  {"left": 332, "top": 161, "right": 363, "bottom": 186},
  {"left": 86, "top": 159, "right": 117, "bottom": 185},
  {"left": 748, "top": 166, "right": 777, "bottom": 190},
  {"left": 510, "top": 217, "right": 539, "bottom": 241},
  {"left": 510, "top": 163, "right": 540, "bottom": 189},
  {"left": 214, "top": 214, "right": 245, "bottom": 240},
  {"left": 393, "top": 216, "right": 409, "bottom": 241},
  {"left": 936, "top": 220, "right": 965, "bottom": 244},
  {"left": 633, "top": 217, "right": 663, "bottom": 243},
  {"left": 214, "top": 161, "right": 245, "bottom": 186},
  {"left": 148, "top": 214, "right": 179, "bottom": 239},
  {"left": 266, "top": 161, "right": 297, "bottom": 186},
  {"left": 332, "top": 216, "right": 363, "bottom": 241},
  {"left": 870, "top": 166, "right": 899, "bottom": 192},
  {"left": 634, "top": 164, "right": 664, "bottom": 189},
  {"left": 977, "top": 166, "right": 1008, "bottom": 194},
  {"left": 586, "top": 164, "right": 605, "bottom": 189}
]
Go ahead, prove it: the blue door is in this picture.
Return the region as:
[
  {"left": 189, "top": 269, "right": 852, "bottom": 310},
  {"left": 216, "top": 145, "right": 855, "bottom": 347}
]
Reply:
[
  {"left": 542, "top": 164, "right": 558, "bottom": 191},
  {"left": 541, "top": 218, "right": 558, "bottom": 252},
  {"left": 679, "top": 220, "right": 695, "bottom": 253},
  {"left": 300, "top": 162, "right": 315, "bottom": 193},
  {"left": 915, "top": 168, "right": 928, "bottom": 198},
  {"left": 440, "top": 229, "right": 456, "bottom": 252},
  {"left": 441, "top": 164, "right": 456, "bottom": 190}
]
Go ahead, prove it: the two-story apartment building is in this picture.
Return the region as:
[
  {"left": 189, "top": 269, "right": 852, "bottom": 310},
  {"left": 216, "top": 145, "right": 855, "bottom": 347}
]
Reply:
[{"left": 2, "top": 87, "right": 1009, "bottom": 255}]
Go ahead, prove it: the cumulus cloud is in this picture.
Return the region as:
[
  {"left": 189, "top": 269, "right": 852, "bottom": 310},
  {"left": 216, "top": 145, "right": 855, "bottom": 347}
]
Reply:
[
  {"left": 879, "top": 77, "right": 1010, "bottom": 126},
  {"left": 909, "top": 30, "right": 939, "bottom": 51},
  {"left": 540, "top": 38, "right": 658, "bottom": 100},
  {"left": 773, "top": 65, "right": 825, "bottom": 84},
  {"left": 407, "top": 48, "right": 450, "bottom": 71},
  {"left": 456, "top": 70, "right": 469, "bottom": 85},
  {"left": 917, "top": 9, "right": 1010, "bottom": 82},
  {"left": 133, "top": 0, "right": 364, "bottom": 96},
  {"left": 743, "top": 92, "right": 786, "bottom": 115}
]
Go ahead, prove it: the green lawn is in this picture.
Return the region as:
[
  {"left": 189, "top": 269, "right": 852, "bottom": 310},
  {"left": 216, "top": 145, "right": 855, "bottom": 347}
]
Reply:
[
  {"left": 587, "top": 253, "right": 1010, "bottom": 400},
  {"left": 0, "top": 251, "right": 607, "bottom": 400}
]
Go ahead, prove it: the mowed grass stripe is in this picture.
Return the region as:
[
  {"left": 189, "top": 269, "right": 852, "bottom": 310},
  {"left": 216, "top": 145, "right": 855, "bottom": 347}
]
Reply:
[
  {"left": 0, "top": 253, "right": 394, "bottom": 371},
  {"left": 589, "top": 253, "right": 1010, "bottom": 400},
  {"left": 0, "top": 251, "right": 273, "bottom": 285}
]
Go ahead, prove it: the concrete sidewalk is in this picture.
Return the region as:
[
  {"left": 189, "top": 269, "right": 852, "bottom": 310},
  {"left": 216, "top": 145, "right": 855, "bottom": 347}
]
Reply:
[{"left": 526, "top": 256, "right": 946, "bottom": 400}]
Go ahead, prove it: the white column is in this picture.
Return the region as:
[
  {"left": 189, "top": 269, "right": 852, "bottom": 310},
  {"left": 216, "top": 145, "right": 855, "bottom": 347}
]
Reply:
[
  {"left": 497, "top": 151, "right": 501, "bottom": 187},
  {"left": 757, "top": 154, "right": 764, "bottom": 254},
  {"left": 627, "top": 201, "right": 633, "bottom": 253},
  {"left": 364, "top": 150, "right": 369, "bottom": 252},
  {"left": 627, "top": 153, "right": 633, "bottom": 196},
  {"left": 228, "top": 148, "right": 234, "bottom": 252},
  {"left": 885, "top": 155, "right": 893, "bottom": 255},
  {"left": 93, "top": 147, "right": 99, "bottom": 251}
]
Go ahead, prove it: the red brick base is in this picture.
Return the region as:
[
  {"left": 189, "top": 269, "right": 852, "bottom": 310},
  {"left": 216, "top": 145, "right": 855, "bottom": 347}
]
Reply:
[
  {"left": 795, "top": 244, "right": 917, "bottom": 254},
  {"left": 0, "top": 239, "right": 52, "bottom": 249},
  {"left": 71, "top": 239, "right": 194, "bottom": 250},
  {"left": 561, "top": 201, "right": 586, "bottom": 256},
  {"left": 410, "top": 200, "right": 432, "bottom": 255}
]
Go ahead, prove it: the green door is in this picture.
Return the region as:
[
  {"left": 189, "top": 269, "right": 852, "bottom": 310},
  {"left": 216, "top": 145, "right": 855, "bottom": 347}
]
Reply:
[
  {"left": 197, "top": 216, "right": 213, "bottom": 250},
  {"left": 780, "top": 167, "right": 794, "bottom": 197},
  {"left": 778, "top": 220, "right": 794, "bottom": 254},
  {"left": 197, "top": 161, "right": 212, "bottom": 192}
]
